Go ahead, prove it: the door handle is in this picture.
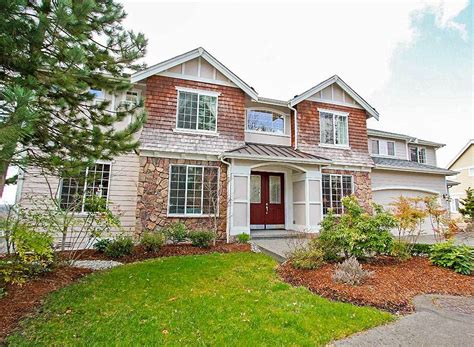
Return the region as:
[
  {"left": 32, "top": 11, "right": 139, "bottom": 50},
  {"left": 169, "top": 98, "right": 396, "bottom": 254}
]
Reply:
[{"left": 265, "top": 203, "right": 269, "bottom": 214}]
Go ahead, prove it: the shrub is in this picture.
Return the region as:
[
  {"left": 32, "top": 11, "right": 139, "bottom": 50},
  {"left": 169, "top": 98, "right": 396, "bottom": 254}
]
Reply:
[
  {"left": 163, "top": 222, "right": 188, "bottom": 244},
  {"left": 105, "top": 236, "right": 134, "bottom": 258},
  {"left": 332, "top": 257, "right": 373, "bottom": 286},
  {"left": 188, "top": 230, "right": 214, "bottom": 248},
  {"left": 429, "top": 241, "right": 473, "bottom": 275},
  {"left": 319, "top": 196, "right": 396, "bottom": 259},
  {"left": 288, "top": 244, "right": 325, "bottom": 270},
  {"left": 94, "top": 239, "right": 112, "bottom": 253},
  {"left": 235, "top": 233, "right": 251, "bottom": 244},
  {"left": 12, "top": 226, "right": 54, "bottom": 271},
  {"left": 140, "top": 232, "right": 165, "bottom": 252},
  {"left": 390, "top": 241, "right": 411, "bottom": 261},
  {"left": 0, "top": 260, "right": 32, "bottom": 290},
  {"left": 411, "top": 243, "right": 432, "bottom": 256}
]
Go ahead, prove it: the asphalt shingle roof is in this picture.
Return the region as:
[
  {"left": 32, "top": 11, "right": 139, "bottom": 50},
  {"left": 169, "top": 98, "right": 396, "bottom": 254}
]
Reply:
[{"left": 372, "top": 156, "right": 456, "bottom": 175}]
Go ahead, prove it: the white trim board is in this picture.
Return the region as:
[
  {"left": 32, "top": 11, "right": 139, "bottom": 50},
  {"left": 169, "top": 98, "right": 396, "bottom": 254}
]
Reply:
[
  {"left": 131, "top": 47, "right": 258, "bottom": 100},
  {"left": 289, "top": 75, "right": 379, "bottom": 120}
]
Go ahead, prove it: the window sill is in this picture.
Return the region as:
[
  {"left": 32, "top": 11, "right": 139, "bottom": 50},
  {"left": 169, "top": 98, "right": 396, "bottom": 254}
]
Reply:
[
  {"left": 167, "top": 213, "right": 220, "bottom": 218},
  {"left": 245, "top": 130, "right": 290, "bottom": 138},
  {"left": 372, "top": 154, "right": 397, "bottom": 158},
  {"left": 318, "top": 143, "right": 351, "bottom": 150},
  {"left": 173, "top": 128, "right": 219, "bottom": 137}
]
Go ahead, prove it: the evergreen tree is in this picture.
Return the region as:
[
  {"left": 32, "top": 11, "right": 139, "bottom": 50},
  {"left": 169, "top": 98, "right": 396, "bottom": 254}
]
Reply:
[
  {"left": 0, "top": 0, "right": 148, "bottom": 194},
  {"left": 459, "top": 188, "right": 474, "bottom": 220}
]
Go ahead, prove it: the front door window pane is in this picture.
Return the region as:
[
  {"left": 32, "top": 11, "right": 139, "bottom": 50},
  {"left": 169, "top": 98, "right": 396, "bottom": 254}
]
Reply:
[
  {"left": 269, "top": 176, "right": 281, "bottom": 204},
  {"left": 250, "top": 175, "right": 261, "bottom": 203}
]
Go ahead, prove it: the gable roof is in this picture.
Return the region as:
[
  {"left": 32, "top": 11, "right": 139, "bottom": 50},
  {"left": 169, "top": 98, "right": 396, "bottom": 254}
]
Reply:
[
  {"left": 289, "top": 75, "right": 379, "bottom": 120},
  {"left": 367, "top": 128, "right": 445, "bottom": 148},
  {"left": 131, "top": 47, "right": 258, "bottom": 100},
  {"left": 447, "top": 139, "right": 474, "bottom": 169}
]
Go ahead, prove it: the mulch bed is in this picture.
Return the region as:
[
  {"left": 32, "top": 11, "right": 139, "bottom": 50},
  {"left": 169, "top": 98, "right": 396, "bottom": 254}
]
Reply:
[
  {"left": 0, "top": 266, "right": 92, "bottom": 342},
  {"left": 278, "top": 256, "right": 474, "bottom": 314},
  {"left": 0, "top": 242, "right": 250, "bottom": 342},
  {"left": 58, "top": 242, "right": 251, "bottom": 263}
]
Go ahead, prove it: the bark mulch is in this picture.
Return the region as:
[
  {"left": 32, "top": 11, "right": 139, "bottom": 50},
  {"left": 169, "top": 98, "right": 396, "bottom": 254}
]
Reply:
[
  {"left": 0, "top": 266, "right": 92, "bottom": 342},
  {"left": 278, "top": 256, "right": 474, "bottom": 314},
  {"left": 1, "top": 242, "right": 251, "bottom": 342},
  {"left": 59, "top": 242, "right": 251, "bottom": 263}
]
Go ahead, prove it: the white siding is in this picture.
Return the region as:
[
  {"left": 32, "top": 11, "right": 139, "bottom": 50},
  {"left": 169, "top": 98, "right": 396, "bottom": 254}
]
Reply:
[
  {"left": 371, "top": 170, "right": 448, "bottom": 196},
  {"left": 368, "top": 136, "right": 407, "bottom": 160}
]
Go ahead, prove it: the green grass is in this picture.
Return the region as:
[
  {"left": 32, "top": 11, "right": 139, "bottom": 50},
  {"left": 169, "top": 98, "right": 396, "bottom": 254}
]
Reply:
[{"left": 8, "top": 253, "right": 393, "bottom": 346}]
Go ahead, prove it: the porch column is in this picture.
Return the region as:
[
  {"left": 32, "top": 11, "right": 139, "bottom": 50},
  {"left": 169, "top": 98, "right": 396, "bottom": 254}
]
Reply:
[
  {"left": 292, "top": 170, "right": 322, "bottom": 232},
  {"left": 229, "top": 164, "right": 251, "bottom": 236}
]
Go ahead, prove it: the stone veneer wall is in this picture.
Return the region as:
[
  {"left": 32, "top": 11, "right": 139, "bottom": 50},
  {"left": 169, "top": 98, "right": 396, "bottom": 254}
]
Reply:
[
  {"left": 322, "top": 169, "right": 372, "bottom": 212},
  {"left": 136, "top": 157, "right": 228, "bottom": 240}
]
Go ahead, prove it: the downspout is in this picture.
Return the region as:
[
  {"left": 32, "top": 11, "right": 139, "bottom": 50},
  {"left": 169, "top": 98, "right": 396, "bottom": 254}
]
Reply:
[
  {"left": 219, "top": 155, "right": 232, "bottom": 243},
  {"left": 289, "top": 103, "right": 298, "bottom": 150}
]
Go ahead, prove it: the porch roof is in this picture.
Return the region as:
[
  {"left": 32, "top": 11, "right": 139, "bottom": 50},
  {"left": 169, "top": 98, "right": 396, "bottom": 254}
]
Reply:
[{"left": 222, "top": 143, "right": 331, "bottom": 165}]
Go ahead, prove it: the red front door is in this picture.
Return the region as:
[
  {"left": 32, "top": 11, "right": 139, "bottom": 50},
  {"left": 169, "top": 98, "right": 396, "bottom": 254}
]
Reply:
[{"left": 250, "top": 172, "right": 285, "bottom": 229}]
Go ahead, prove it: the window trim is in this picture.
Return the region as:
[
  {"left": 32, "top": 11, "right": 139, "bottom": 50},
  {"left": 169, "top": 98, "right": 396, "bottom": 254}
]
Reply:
[
  {"left": 174, "top": 87, "right": 220, "bottom": 135},
  {"left": 58, "top": 161, "right": 112, "bottom": 215},
  {"left": 371, "top": 139, "right": 396, "bottom": 157},
  {"left": 167, "top": 164, "right": 220, "bottom": 217},
  {"left": 322, "top": 174, "right": 354, "bottom": 215},
  {"left": 409, "top": 145, "right": 427, "bottom": 164},
  {"left": 318, "top": 108, "right": 350, "bottom": 148},
  {"left": 245, "top": 108, "right": 287, "bottom": 136}
]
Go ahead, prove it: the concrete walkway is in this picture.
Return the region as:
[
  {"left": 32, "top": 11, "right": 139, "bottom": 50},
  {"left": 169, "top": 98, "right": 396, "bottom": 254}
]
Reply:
[
  {"left": 334, "top": 295, "right": 474, "bottom": 347},
  {"left": 401, "top": 232, "right": 474, "bottom": 247}
]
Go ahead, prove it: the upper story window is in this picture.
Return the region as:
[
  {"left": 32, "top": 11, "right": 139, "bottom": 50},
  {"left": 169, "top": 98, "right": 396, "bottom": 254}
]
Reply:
[
  {"left": 176, "top": 88, "right": 218, "bottom": 132},
  {"left": 89, "top": 89, "right": 105, "bottom": 104},
  {"left": 371, "top": 139, "right": 395, "bottom": 156},
  {"left": 59, "top": 163, "right": 111, "bottom": 213},
  {"left": 409, "top": 146, "right": 426, "bottom": 164},
  {"left": 124, "top": 90, "right": 140, "bottom": 106},
  {"left": 319, "top": 109, "right": 349, "bottom": 147},
  {"left": 246, "top": 109, "right": 285, "bottom": 134}
]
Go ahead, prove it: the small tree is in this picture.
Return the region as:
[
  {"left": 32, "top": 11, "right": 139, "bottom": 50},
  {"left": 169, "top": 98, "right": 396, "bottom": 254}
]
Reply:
[
  {"left": 459, "top": 188, "right": 474, "bottom": 221},
  {"left": 390, "top": 196, "right": 427, "bottom": 247},
  {"left": 423, "top": 196, "right": 458, "bottom": 242}
]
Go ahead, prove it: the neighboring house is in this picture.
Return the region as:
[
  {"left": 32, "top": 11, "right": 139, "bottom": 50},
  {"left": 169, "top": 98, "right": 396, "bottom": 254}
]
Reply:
[
  {"left": 16, "top": 47, "right": 457, "bottom": 244},
  {"left": 446, "top": 140, "right": 474, "bottom": 217}
]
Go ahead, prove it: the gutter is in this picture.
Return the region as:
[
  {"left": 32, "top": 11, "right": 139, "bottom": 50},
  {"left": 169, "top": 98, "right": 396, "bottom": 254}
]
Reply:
[
  {"left": 289, "top": 104, "right": 298, "bottom": 150},
  {"left": 374, "top": 165, "right": 459, "bottom": 176}
]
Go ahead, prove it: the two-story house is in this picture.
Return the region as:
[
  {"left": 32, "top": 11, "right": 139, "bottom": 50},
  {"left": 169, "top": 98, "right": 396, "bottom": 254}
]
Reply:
[{"left": 17, "top": 47, "right": 456, "bottom": 244}]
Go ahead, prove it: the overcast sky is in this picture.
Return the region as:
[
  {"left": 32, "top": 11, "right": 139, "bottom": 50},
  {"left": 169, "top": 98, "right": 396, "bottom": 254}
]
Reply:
[
  {"left": 120, "top": 0, "right": 472, "bottom": 165},
  {"left": 2, "top": 0, "right": 472, "bottom": 204}
]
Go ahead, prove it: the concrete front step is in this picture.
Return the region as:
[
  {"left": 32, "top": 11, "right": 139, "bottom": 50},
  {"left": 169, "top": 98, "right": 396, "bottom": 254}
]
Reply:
[
  {"left": 250, "top": 230, "right": 311, "bottom": 240},
  {"left": 251, "top": 237, "right": 310, "bottom": 263}
]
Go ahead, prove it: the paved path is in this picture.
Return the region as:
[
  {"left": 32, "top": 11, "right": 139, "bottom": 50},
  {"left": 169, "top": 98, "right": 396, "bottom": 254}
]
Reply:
[
  {"left": 334, "top": 295, "right": 474, "bottom": 347},
  {"left": 403, "top": 232, "right": 474, "bottom": 247},
  {"left": 251, "top": 237, "right": 309, "bottom": 262}
]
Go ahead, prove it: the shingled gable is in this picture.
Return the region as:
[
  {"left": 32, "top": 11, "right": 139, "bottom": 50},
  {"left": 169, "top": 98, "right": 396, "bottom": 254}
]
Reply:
[
  {"left": 289, "top": 75, "right": 380, "bottom": 120},
  {"left": 131, "top": 47, "right": 258, "bottom": 100}
]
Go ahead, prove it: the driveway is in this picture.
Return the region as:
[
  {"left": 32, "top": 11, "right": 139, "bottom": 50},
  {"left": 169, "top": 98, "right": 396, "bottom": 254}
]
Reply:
[{"left": 334, "top": 294, "right": 474, "bottom": 347}]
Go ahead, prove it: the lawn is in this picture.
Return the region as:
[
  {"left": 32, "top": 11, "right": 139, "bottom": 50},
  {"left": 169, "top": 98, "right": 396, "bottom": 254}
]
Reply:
[{"left": 8, "top": 252, "right": 393, "bottom": 346}]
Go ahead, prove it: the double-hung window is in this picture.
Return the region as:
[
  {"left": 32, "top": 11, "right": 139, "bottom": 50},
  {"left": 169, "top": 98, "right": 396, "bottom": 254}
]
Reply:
[
  {"left": 89, "top": 89, "right": 105, "bottom": 105},
  {"left": 176, "top": 88, "right": 218, "bottom": 132},
  {"left": 319, "top": 109, "right": 349, "bottom": 146},
  {"left": 371, "top": 139, "right": 395, "bottom": 156},
  {"left": 322, "top": 174, "right": 353, "bottom": 214},
  {"left": 409, "top": 146, "right": 426, "bottom": 163},
  {"left": 168, "top": 165, "right": 219, "bottom": 215},
  {"left": 246, "top": 109, "right": 285, "bottom": 134},
  {"left": 59, "top": 163, "right": 111, "bottom": 213}
]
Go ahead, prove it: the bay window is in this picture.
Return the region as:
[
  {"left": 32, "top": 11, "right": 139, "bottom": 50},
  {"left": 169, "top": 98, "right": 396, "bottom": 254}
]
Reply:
[
  {"left": 319, "top": 109, "right": 349, "bottom": 146},
  {"left": 322, "top": 174, "right": 353, "bottom": 214},
  {"left": 59, "top": 163, "right": 111, "bottom": 212},
  {"left": 168, "top": 165, "right": 219, "bottom": 215},
  {"left": 247, "top": 109, "right": 285, "bottom": 134},
  {"left": 176, "top": 88, "right": 218, "bottom": 132}
]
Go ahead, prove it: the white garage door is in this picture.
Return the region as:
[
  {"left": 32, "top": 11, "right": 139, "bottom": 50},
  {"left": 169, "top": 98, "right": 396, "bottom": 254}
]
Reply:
[{"left": 373, "top": 189, "right": 437, "bottom": 234}]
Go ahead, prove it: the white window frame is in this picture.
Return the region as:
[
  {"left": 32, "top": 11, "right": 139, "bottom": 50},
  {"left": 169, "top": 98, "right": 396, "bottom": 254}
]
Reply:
[
  {"left": 322, "top": 174, "right": 354, "bottom": 215},
  {"left": 245, "top": 108, "right": 288, "bottom": 136},
  {"left": 89, "top": 88, "right": 105, "bottom": 105},
  {"left": 409, "top": 145, "right": 426, "bottom": 163},
  {"left": 58, "top": 161, "right": 112, "bottom": 214},
  {"left": 371, "top": 139, "right": 396, "bottom": 157},
  {"left": 175, "top": 87, "right": 220, "bottom": 135},
  {"left": 318, "top": 108, "right": 349, "bottom": 148},
  {"left": 167, "top": 164, "right": 220, "bottom": 217}
]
